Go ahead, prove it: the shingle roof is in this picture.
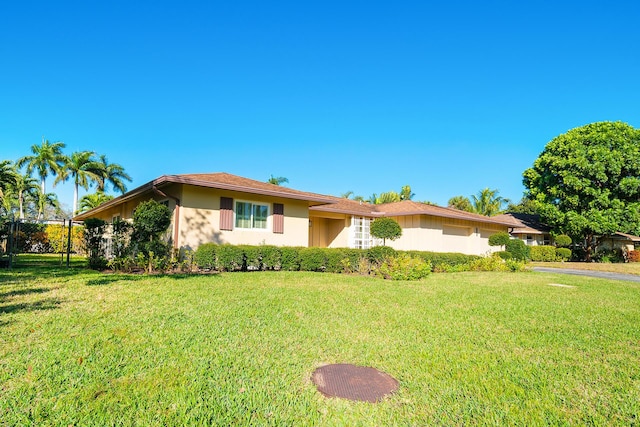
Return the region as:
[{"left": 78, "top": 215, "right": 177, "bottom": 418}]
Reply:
[
  {"left": 493, "top": 213, "right": 551, "bottom": 234},
  {"left": 311, "top": 199, "right": 516, "bottom": 226}
]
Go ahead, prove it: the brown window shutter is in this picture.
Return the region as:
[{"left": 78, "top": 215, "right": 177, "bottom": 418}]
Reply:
[
  {"left": 273, "top": 203, "right": 284, "bottom": 234},
  {"left": 220, "top": 197, "right": 234, "bottom": 230}
]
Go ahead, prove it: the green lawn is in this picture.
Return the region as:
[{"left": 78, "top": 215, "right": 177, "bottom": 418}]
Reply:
[{"left": 1, "top": 266, "right": 639, "bottom": 426}]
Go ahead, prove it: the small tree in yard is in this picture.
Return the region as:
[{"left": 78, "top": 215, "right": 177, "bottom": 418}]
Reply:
[
  {"left": 131, "top": 200, "right": 172, "bottom": 272},
  {"left": 488, "top": 232, "right": 511, "bottom": 248},
  {"left": 370, "top": 217, "right": 402, "bottom": 246},
  {"left": 84, "top": 218, "right": 107, "bottom": 270}
]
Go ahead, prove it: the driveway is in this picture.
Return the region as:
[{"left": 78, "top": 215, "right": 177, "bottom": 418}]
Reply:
[{"left": 532, "top": 266, "right": 640, "bottom": 283}]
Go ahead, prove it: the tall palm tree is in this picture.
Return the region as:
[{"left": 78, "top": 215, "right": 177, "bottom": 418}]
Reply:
[
  {"left": 12, "top": 171, "right": 40, "bottom": 219},
  {"left": 471, "top": 188, "right": 509, "bottom": 216},
  {"left": 267, "top": 175, "right": 289, "bottom": 186},
  {"left": 79, "top": 191, "right": 114, "bottom": 213},
  {"left": 96, "top": 155, "right": 131, "bottom": 194},
  {"left": 55, "top": 151, "right": 103, "bottom": 215},
  {"left": 34, "top": 191, "right": 60, "bottom": 220},
  {"left": 16, "top": 138, "right": 66, "bottom": 195}
]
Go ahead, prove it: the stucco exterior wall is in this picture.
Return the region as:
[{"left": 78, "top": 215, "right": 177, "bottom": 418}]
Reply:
[
  {"left": 309, "top": 213, "right": 350, "bottom": 248},
  {"left": 178, "top": 185, "right": 310, "bottom": 250},
  {"left": 387, "top": 215, "right": 507, "bottom": 255}
]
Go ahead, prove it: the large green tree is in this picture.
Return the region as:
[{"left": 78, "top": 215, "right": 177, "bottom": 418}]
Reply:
[
  {"left": 523, "top": 121, "right": 640, "bottom": 260},
  {"left": 471, "top": 188, "right": 509, "bottom": 216},
  {"left": 97, "top": 155, "right": 131, "bottom": 194}
]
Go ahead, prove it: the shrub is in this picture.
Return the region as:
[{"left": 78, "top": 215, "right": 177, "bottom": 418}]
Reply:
[
  {"left": 299, "top": 247, "right": 327, "bottom": 272},
  {"left": 217, "top": 244, "right": 245, "bottom": 271},
  {"left": 505, "top": 239, "right": 530, "bottom": 261},
  {"left": 529, "top": 245, "right": 558, "bottom": 262},
  {"left": 370, "top": 217, "right": 402, "bottom": 245},
  {"left": 556, "top": 247, "right": 572, "bottom": 261},
  {"left": 554, "top": 234, "right": 572, "bottom": 248},
  {"left": 194, "top": 243, "right": 217, "bottom": 270},
  {"left": 280, "top": 247, "right": 301, "bottom": 271},
  {"left": 468, "top": 255, "right": 510, "bottom": 272},
  {"left": 325, "top": 248, "right": 348, "bottom": 273},
  {"left": 241, "top": 245, "right": 262, "bottom": 271},
  {"left": 496, "top": 251, "right": 513, "bottom": 260},
  {"left": 628, "top": 250, "right": 640, "bottom": 262},
  {"left": 488, "top": 232, "right": 511, "bottom": 247},
  {"left": 84, "top": 218, "right": 108, "bottom": 270},
  {"left": 374, "top": 253, "right": 431, "bottom": 280},
  {"left": 260, "top": 245, "right": 281, "bottom": 270},
  {"left": 367, "top": 246, "right": 397, "bottom": 263}
]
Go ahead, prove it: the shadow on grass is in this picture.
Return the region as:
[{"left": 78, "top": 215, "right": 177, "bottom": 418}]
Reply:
[
  {"left": 0, "top": 297, "right": 63, "bottom": 315},
  {"left": 85, "top": 275, "right": 145, "bottom": 286},
  {"left": 0, "top": 287, "right": 49, "bottom": 300}
]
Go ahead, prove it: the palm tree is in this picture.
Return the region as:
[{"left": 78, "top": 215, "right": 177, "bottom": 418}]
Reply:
[
  {"left": 471, "top": 188, "right": 509, "bottom": 216},
  {"left": 55, "top": 151, "right": 103, "bottom": 215},
  {"left": 12, "top": 172, "right": 40, "bottom": 219},
  {"left": 0, "top": 160, "right": 18, "bottom": 201},
  {"left": 96, "top": 155, "right": 131, "bottom": 194},
  {"left": 16, "top": 138, "right": 66, "bottom": 195},
  {"left": 399, "top": 185, "right": 415, "bottom": 201},
  {"left": 79, "top": 192, "right": 114, "bottom": 213},
  {"left": 267, "top": 175, "right": 289, "bottom": 186},
  {"left": 448, "top": 195, "right": 474, "bottom": 212},
  {"left": 34, "top": 191, "right": 60, "bottom": 220}
]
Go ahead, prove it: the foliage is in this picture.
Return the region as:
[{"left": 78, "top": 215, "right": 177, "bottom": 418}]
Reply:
[
  {"left": 488, "top": 232, "right": 511, "bottom": 247},
  {"left": 54, "top": 150, "right": 104, "bottom": 215},
  {"left": 374, "top": 253, "right": 431, "bottom": 280},
  {"left": 79, "top": 191, "right": 113, "bottom": 213},
  {"left": 554, "top": 234, "right": 572, "bottom": 248},
  {"left": 447, "top": 195, "right": 474, "bottom": 212},
  {"left": 96, "top": 154, "right": 131, "bottom": 194},
  {"left": 280, "top": 247, "right": 301, "bottom": 271},
  {"left": 593, "top": 248, "right": 625, "bottom": 264},
  {"left": 628, "top": 250, "right": 640, "bottom": 262},
  {"left": 556, "top": 248, "right": 572, "bottom": 261},
  {"left": 267, "top": 175, "right": 288, "bottom": 185},
  {"left": 523, "top": 121, "right": 640, "bottom": 260},
  {"left": 16, "top": 138, "right": 66, "bottom": 196},
  {"left": 240, "top": 245, "right": 262, "bottom": 270},
  {"left": 529, "top": 245, "right": 559, "bottom": 262},
  {"left": 471, "top": 188, "right": 509, "bottom": 216},
  {"left": 370, "top": 217, "right": 402, "bottom": 245},
  {"left": 506, "top": 198, "right": 540, "bottom": 215},
  {"left": 505, "top": 238, "right": 530, "bottom": 261},
  {"left": 83, "top": 218, "right": 108, "bottom": 269},
  {"left": 216, "top": 244, "right": 245, "bottom": 271},
  {"left": 45, "top": 224, "right": 84, "bottom": 254},
  {"left": 260, "top": 245, "right": 282, "bottom": 270},
  {"left": 131, "top": 200, "right": 172, "bottom": 256},
  {"left": 299, "top": 247, "right": 327, "bottom": 272},
  {"left": 367, "top": 245, "right": 397, "bottom": 263}
]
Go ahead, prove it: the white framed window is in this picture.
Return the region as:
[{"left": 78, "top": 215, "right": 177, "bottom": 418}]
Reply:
[
  {"left": 235, "top": 201, "right": 269, "bottom": 230},
  {"left": 350, "top": 216, "right": 380, "bottom": 249}
]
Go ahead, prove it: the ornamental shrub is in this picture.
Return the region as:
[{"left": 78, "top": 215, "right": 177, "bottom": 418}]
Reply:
[
  {"left": 84, "top": 218, "right": 108, "bottom": 270},
  {"left": 217, "top": 244, "right": 245, "bottom": 271},
  {"left": 280, "top": 247, "right": 301, "bottom": 271},
  {"left": 488, "top": 232, "right": 511, "bottom": 247},
  {"left": 554, "top": 234, "right": 572, "bottom": 248},
  {"left": 505, "top": 238, "right": 530, "bottom": 261},
  {"left": 529, "top": 245, "right": 558, "bottom": 262},
  {"left": 374, "top": 253, "right": 431, "bottom": 280},
  {"left": 260, "top": 245, "right": 281, "bottom": 270},
  {"left": 299, "top": 247, "right": 327, "bottom": 272},
  {"left": 556, "top": 247, "right": 572, "bottom": 261},
  {"left": 367, "top": 246, "right": 397, "bottom": 263},
  {"left": 370, "top": 217, "right": 402, "bottom": 245},
  {"left": 241, "top": 245, "right": 262, "bottom": 271},
  {"left": 194, "top": 243, "right": 217, "bottom": 270}
]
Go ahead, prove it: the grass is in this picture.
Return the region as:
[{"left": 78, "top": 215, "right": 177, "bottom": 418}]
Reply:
[
  {"left": 1, "top": 261, "right": 640, "bottom": 425},
  {"left": 531, "top": 261, "right": 640, "bottom": 275}
]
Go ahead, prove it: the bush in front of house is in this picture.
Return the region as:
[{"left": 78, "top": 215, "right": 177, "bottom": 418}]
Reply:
[
  {"left": 299, "top": 247, "right": 327, "bottom": 272},
  {"left": 554, "top": 234, "right": 572, "bottom": 248},
  {"left": 505, "top": 239, "right": 530, "bottom": 261},
  {"left": 194, "top": 243, "right": 217, "bottom": 270},
  {"left": 216, "top": 244, "right": 245, "bottom": 271},
  {"left": 260, "top": 245, "right": 282, "bottom": 270},
  {"left": 374, "top": 253, "right": 431, "bottom": 280},
  {"left": 529, "top": 245, "right": 559, "bottom": 262},
  {"left": 556, "top": 247, "right": 572, "bottom": 261},
  {"left": 488, "top": 232, "right": 511, "bottom": 247},
  {"left": 367, "top": 246, "right": 397, "bottom": 263}
]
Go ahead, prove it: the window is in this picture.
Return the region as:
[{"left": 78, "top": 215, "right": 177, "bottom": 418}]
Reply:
[
  {"left": 235, "top": 201, "right": 269, "bottom": 229},
  {"left": 526, "top": 235, "right": 534, "bottom": 246},
  {"left": 350, "top": 216, "right": 379, "bottom": 249}
]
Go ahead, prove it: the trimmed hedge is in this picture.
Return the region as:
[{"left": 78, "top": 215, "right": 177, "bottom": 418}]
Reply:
[
  {"left": 530, "top": 245, "right": 558, "bottom": 262},
  {"left": 556, "top": 247, "right": 572, "bottom": 261},
  {"left": 193, "top": 244, "right": 485, "bottom": 276}
]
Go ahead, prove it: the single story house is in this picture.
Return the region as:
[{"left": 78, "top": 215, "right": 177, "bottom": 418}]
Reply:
[
  {"left": 74, "top": 172, "right": 516, "bottom": 256},
  {"left": 493, "top": 213, "right": 552, "bottom": 246}
]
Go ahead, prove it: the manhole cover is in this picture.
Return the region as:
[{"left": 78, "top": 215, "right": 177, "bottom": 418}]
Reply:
[{"left": 311, "top": 363, "right": 398, "bottom": 402}]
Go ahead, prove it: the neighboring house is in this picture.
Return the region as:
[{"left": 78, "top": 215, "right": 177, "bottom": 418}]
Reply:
[
  {"left": 74, "top": 172, "right": 515, "bottom": 256},
  {"left": 494, "top": 213, "right": 552, "bottom": 246}
]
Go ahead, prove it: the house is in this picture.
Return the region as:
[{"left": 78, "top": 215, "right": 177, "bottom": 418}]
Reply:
[
  {"left": 74, "top": 172, "right": 515, "bottom": 255},
  {"left": 494, "top": 213, "right": 552, "bottom": 246}
]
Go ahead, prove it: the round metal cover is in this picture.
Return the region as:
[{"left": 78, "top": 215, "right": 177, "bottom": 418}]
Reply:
[{"left": 311, "top": 363, "right": 398, "bottom": 402}]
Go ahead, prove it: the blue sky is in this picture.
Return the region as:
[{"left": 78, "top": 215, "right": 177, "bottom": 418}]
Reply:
[{"left": 2, "top": 0, "right": 639, "bottom": 211}]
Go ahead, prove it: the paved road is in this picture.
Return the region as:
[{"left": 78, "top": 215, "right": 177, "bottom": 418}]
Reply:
[{"left": 532, "top": 266, "right": 640, "bottom": 283}]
